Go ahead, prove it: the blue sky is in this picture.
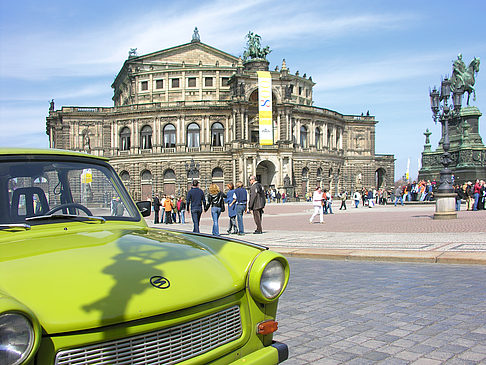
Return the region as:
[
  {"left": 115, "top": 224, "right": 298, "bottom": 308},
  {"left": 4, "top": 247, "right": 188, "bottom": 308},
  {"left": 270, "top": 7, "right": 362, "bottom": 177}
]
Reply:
[{"left": 1, "top": 0, "right": 485, "bottom": 181}]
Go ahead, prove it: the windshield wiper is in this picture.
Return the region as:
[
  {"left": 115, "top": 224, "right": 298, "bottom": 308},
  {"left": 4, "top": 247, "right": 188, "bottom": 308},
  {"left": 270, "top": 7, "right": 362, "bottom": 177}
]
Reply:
[
  {"left": 25, "top": 214, "right": 106, "bottom": 224},
  {"left": 0, "top": 223, "right": 32, "bottom": 230}
]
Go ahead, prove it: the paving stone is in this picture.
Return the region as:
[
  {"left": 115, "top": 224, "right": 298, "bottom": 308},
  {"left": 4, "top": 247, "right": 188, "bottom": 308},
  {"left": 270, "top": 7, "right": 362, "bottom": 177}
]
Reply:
[{"left": 276, "top": 258, "right": 486, "bottom": 364}]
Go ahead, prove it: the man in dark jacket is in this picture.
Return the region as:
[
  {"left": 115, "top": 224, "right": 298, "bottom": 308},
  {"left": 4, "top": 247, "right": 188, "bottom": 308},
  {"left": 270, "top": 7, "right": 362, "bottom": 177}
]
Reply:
[
  {"left": 152, "top": 194, "right": 161, "bottom": 224},
  {"left": 186, "top": 180, "right": 206, "bottom": 233},
  {"left": 248, "top": 175, "right": 266, "bottom": 234}
]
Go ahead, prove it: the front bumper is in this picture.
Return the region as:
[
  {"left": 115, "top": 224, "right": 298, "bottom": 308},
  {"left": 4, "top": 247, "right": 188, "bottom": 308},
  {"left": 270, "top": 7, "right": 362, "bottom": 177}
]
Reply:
[{"left": 229, "top": 341, "right": 289, "bottom": 364}]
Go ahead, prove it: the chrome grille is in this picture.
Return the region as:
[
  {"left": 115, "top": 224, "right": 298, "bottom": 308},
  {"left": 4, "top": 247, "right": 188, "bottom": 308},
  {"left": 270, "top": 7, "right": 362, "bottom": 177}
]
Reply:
[{"left": 55, "top": 306, "right": 242, "bottom": 365}]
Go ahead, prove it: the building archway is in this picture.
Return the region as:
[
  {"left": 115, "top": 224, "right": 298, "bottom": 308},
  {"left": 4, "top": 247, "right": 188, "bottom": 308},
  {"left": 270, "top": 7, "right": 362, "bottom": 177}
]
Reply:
[{"left": 256, "top": 160, "right": 276, "bottom": 189}]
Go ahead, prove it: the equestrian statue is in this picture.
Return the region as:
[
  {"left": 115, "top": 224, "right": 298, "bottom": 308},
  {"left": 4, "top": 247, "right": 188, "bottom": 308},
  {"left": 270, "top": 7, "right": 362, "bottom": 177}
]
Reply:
[{"left": 450, "top": 54, "right": 480, "bottom": 105}]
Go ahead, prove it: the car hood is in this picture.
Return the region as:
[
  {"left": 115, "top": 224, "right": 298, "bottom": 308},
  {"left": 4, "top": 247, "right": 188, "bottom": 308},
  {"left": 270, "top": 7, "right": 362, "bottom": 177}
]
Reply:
[{"left": 0, "top": 224, "right": 261, "bottom": 334}]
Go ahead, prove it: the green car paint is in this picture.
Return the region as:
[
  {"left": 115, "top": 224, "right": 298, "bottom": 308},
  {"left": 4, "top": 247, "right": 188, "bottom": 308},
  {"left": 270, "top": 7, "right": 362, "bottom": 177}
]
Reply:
[{"left": 0, "top": 149, "right": 289, "bottom": 364}]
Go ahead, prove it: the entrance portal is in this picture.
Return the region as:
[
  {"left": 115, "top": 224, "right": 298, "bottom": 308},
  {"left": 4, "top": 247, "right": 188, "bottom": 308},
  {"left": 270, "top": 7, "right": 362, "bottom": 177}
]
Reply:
[{"left": 256, "top": 160, "right": 277, "bottom": 189}]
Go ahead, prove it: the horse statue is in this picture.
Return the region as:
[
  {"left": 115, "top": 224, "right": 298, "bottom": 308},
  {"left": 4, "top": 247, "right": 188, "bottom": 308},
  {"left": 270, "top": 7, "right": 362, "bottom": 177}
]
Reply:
[
  {"left": 450, "top": 54, "right": 481, "bottom": 105},
  {"left": 243, "top": 31, "right": 271, "bottom": 61}
]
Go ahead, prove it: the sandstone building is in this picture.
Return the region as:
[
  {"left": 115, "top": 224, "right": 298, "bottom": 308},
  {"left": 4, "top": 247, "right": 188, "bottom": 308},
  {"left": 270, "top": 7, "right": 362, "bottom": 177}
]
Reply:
[{"left": 46, "top": 31, "right": 394, "bottom": 200}]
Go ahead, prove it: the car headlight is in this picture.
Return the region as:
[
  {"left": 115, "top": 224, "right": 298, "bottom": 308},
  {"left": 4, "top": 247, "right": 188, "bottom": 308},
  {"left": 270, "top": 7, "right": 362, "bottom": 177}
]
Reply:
[
  {"left": 0, "top": 313, "right": 35, "bottom": 365},
  {"left": 248, "top": 251, "right": 289, "bottom": 303},
  {"left": 261, "top": 260, "right": 286, "bottom": 299}
]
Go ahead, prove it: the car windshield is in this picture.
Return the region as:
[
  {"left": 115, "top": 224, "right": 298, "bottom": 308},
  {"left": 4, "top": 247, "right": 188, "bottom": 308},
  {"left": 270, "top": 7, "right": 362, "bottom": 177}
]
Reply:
[{"left": 0, "top": 157, "right": 140, "bottom": 225}]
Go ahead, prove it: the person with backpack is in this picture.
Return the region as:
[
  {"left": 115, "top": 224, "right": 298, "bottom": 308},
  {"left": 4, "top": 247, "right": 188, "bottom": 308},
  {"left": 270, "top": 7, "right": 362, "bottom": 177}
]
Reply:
[{"left": 163, "top": 195, "right": 173, "bottom": 224}]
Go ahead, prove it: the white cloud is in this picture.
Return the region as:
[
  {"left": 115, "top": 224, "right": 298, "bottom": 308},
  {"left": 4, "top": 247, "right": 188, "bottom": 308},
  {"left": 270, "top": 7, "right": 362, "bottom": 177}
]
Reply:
[{"left": 0, "top": 0, "right": 417, "bottom": 81}]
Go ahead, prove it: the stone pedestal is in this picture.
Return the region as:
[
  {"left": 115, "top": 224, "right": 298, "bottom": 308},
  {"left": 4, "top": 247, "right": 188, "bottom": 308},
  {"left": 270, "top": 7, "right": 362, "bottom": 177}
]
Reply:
[{"left": 433, "top": 192, "right": 457, "bottom": 219}]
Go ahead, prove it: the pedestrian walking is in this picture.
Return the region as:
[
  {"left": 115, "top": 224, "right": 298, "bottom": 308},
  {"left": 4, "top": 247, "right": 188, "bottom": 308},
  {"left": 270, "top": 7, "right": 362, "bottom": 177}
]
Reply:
[
  {"left": 248, "top": 175, "right": 266, "bottom": 234},
  {"left": 234, "top": 181, "right": 247, "bottom": 235},
  {"left": 339, "top": 191, "right": 347, "bottom": 210},
  {"left": 309, "top": 186, "right": 324, "bottom": 224},
  {"left": 367, "top": 189, "right": 374, "bottom": 208},
  {"left": 394, "top": 186, "right": 404, "bottom": 206},
  {"left": 186, "top": 180, "right": 206, "bottom": 233},
  {"left": 353, "top": 191, "right": 361, "bottom": 208},
  {"left": 152, "top": 194, "right": 161, "bottom": 224},
  {"left": 177, "top": 197, "right": 186, "bottom": 223},
  {"left": 205, "top": 183, "right": 226, "bottom": 236},
  {"left": 225, "top": 183, "right": 238, "bottom": 234}
]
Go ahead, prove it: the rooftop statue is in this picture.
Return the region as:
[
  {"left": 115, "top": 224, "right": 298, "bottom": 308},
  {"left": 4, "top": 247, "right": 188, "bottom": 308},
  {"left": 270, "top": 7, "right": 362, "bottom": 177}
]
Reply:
[
  {"left": 243, "top": 31, "right": 271, "bottom": 61},
  {"left": 450, "top": 54, "right": 480, "bottom": 105},
  {"left": 191, "top": 27, "right": 200, "bottom": 43}
]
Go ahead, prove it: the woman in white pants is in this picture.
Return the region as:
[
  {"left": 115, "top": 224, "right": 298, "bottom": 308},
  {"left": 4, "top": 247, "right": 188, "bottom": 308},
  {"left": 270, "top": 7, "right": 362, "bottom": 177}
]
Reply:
[{"left": 309, "top": 186, "right": 325, "bottom": 224}]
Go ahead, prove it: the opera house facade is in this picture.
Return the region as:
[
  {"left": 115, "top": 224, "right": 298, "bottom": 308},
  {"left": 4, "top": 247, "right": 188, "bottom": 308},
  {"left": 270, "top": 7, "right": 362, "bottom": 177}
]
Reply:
[{"left": 46, "top": 31, "right": 394, "bottom": 200}]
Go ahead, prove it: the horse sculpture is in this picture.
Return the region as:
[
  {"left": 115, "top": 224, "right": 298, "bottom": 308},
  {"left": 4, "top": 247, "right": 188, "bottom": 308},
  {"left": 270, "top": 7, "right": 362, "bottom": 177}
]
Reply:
[
  {"left": 450, "top": 54, "right": 481, "bottom": 105},
  {"left": 243, "top": 31, "right": 271, "bottom": 61}
]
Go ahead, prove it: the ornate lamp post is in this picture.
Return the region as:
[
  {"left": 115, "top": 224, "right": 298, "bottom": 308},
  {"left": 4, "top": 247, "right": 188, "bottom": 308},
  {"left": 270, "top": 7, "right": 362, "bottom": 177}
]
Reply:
[{"left": 430, "top": 78, "right": 462, "bottom": 219}]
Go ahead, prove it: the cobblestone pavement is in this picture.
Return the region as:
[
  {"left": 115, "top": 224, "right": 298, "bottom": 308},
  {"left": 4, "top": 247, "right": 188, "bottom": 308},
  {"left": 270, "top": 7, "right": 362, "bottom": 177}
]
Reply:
[
  {"left": 146, "top": 203, "right": 486, "bottom": 256},
  {"left": 275, "top": 257, "right": 486, "bottom": 364}
]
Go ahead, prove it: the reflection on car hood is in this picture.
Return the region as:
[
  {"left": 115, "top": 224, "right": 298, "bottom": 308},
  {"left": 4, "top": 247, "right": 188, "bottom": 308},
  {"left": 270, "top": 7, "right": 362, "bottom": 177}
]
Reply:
[{"left": 0, "top": 225, "right": 261, "bottom": 334}]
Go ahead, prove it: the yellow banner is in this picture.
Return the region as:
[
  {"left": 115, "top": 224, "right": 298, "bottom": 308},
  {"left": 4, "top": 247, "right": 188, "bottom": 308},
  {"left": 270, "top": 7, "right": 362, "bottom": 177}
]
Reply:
[{"left": 257, "top": 71, "right": 273, "bottom": 145}]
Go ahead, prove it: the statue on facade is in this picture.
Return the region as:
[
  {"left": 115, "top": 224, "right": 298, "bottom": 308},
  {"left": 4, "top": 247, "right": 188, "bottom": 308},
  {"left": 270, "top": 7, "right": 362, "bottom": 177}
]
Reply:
[
  {"left": 82, "top": 130, "right": 91, "bottom": 152},
  {"left": 128, "top": 48, "right": 138, "bottom": 58},
  {"left": 243, "top": 31, "right": 271, "bottom": 61},
  {"left": 283, "top": 174, "right": 291, "bottom": 187},
  {"left": 49, "top": 99, "right": 55, "bottom": 111},
  {"left": 191, "top": 27, "right": 200, "bottom": 43},
  {"left": 450, "top": 54, "right": 480, "bottom": 105}
]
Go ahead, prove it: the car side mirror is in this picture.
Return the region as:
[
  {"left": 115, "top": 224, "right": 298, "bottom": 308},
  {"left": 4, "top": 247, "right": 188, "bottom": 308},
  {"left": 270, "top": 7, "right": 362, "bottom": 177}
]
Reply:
[{"left": 136, "top": 201, "right": 152, "bottom": 217}]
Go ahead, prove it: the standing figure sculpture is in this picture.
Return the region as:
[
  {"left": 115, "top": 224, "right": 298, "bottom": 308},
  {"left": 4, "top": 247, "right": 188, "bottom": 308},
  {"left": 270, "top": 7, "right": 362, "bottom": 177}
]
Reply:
[{"left": 450, "top": 54, "right": 480, "bottom": 105}]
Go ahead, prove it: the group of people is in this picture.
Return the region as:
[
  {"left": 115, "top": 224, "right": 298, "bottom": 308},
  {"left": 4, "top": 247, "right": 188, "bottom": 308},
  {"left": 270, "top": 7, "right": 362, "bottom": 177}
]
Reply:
[
  {"left": 183, "top": 176, "right": 266, "bottom": 236},
  {"left": 397, "top": 180, "right": 435, "bottom": 203},
  {"left": 152, "top": 195, "right": 186, "bottom": 224},
  {"left": 454, "top": 179, "right": 486, "bottom": 211},
  {"left": 265, "top": 188, "right": 286, "bottom": 203},
  {"left": 309, "top": 187, "right": 337, "bottom": 223}
]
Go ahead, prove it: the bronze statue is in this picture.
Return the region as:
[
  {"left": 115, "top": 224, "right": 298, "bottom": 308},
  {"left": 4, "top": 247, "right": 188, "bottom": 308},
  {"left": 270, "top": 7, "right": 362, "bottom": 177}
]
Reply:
[
  {"left": 450, "top": 54, "right": 480, "bottom": 105},
  {"left": 243, "top": 31, "right": 271, "bottom": 61}
]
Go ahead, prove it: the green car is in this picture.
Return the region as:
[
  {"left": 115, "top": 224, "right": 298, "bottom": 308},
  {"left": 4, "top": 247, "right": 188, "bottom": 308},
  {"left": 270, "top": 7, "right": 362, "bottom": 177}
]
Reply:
[{"left": 0, "top": 149, "right": 289, "bottom": 365}]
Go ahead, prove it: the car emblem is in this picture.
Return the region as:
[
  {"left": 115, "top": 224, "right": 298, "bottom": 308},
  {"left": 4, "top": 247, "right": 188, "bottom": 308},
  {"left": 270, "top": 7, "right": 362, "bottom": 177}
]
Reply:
[{"left": 150, "top": 276, "right": 170, "bottom": 289}]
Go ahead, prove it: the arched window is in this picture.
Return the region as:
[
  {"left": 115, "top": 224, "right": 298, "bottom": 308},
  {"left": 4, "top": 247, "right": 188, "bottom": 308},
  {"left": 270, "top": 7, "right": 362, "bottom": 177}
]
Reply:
[
  {"left": 211, "top": 122, "right": 224, "bottom": 146},
  {"left": 212, "top": 167, "right": 224, "bottom": 178},
  {"left": 327, "top": 129, "right": 332, "bottom": 149},
  {"left": 141, "top": 170, "right": 152, "bottom": 181},
  {"left": 300, "top": 126, "right": 308, "bottom": 148},
  {"left": 315, "top": 127, "right": 321, "bottom": 149},
  {"left": 140, "top": 125, "right": 152, "bottom": 150},
  {"left": 187, "top": 123, "right": 200, "bottom": 148},
  {"left": 119, "top": 170, "right": 130, "bottom": 189},
  {"left": 302, "top": 167, "right": 309, "bottom": 179},
  {"left": 163, "top": 124, "right": 176, "bottom": 148},
  {"left": 120, "top": 127, "right": 131, "bottom": 151},
  {"left": 164, "top": 169, "right": 176, "bottom": 180}
]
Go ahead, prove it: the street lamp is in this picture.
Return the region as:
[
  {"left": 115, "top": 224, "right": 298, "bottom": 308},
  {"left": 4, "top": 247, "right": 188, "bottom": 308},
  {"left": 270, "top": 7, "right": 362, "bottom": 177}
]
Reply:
[{"left": 429, "top": 78, "right": 462, "bottom": 219}]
